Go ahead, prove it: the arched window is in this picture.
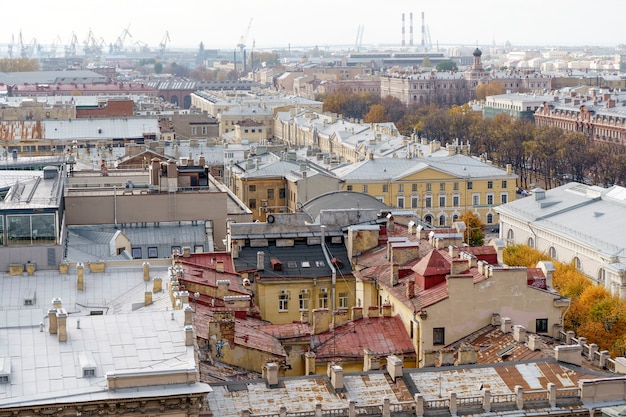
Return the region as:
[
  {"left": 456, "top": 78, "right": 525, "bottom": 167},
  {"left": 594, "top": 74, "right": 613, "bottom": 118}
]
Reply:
[
  {"left": 506, "top": 229, "right": 514, "bottom": 241},
  {"left": 548, "top": 246, "right": 557, "bottom": 260},
  {"left": 573, "top": 256, "right": 582, "bottom": 270},
  {"left": 486, "top": 213, "right": 493, "bottom": 224},
  {"left": 424, "top": 214, "right": 433, "bottom": 225},
  {"left": 452, "top": 214, "right": 459, "bottom": 222},
  {"left": 527, "top": 237, "right": 534, "bottom": 248},
  {"left": 597, "top": 268, "right": 606, "bottom": 284},
  {"left": 439, "top": 215, "right": 446, "bottom": 226}
]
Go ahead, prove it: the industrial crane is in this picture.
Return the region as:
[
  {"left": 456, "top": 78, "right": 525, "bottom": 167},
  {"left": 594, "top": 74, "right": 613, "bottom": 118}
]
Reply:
[
  {"left": 65, "top": 32, "right": 78, "bottom": 58},
  {"left": 236, "top": 18, "right": 253, "bottom": 73},
  {"left": 84, "top": 28, "right": 103, "bottom": 56},
  {"left": 8, "top": 34, "right": 14, "bottom": 59},
  {"left": 159, "top": 31, "right": 170, "bottom": 58},
  {"left": 112, "top": 25, "right": 132, "bottom": 53}
]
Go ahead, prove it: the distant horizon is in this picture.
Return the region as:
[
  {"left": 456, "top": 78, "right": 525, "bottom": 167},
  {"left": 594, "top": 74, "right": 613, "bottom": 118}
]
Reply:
[{"left": 3, "top": 0, "right": 625, "bottom": 54}]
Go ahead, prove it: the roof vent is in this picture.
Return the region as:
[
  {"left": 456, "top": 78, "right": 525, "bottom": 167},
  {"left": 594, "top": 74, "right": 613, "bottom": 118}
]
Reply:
[
  {"left": 0, "top": 358, "right": 11, "bottom": 383},
  {"left": 43, "top": 166, "right": 58, "bottom": 180},
  {"left": 79, "top": 352, "right": 97, "bottom": 377}
]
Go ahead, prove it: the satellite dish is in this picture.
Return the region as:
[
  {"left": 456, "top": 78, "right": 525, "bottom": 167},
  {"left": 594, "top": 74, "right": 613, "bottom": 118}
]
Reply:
[{"left": 267, "top": 215, "right": 275, "bottom": 223}]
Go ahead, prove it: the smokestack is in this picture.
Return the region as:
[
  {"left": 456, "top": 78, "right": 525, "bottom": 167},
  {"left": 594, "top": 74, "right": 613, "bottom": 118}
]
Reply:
[
  {"left": 402, "top": 13, "right": 405, "bottom": 47},
  {"left": 421, "top": 12, "right": 425, "bottom": 49},
  {"left": 409, "top": 13, "right": 414, "bottom": 47}
]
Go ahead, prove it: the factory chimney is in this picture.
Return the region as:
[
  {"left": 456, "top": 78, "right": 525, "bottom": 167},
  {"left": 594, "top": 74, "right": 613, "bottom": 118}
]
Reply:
[
  {"left": 409, "top": 12, "right": 414, "bottom": 47},
  {"left": 421, "top": 12, "right": 425, "bottom": 49},
  {"left": 402, "top": 13, "right": 405, "bottom": 47}
]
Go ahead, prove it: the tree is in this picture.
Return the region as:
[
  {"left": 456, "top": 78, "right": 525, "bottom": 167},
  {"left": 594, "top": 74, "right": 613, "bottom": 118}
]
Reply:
[
  {"left": 364, "top": 104, "right": 388, "bottom": 123},
  {"left": 0, "top": 58, "right": 39, "bottom": 72},
  {"left": 154, "top": 61, "right": 163, "bottom": 74},
  {"left": 436, "top": 60, "right": 458, "bottom": 72},
  {"left": 459, "top": 211, "right": 484, "bottom": 246},
  {"left": 379, "top": 96, "right": 406, "bottom": 123},
  {"left": 421, "top": 57, "right": 432, "bottom": 68},
  {"left": 474, "top": 82, "right": 505, "bottom": 101}
]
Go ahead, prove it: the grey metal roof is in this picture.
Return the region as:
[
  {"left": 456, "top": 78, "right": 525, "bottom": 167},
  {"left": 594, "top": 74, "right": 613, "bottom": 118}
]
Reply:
[
  {"left": 332, "top": 154, "right": 515, "bottom": 182},
  {"left": 301, "top": 191, "right": 389, "bottom": 223},
  {"left": 0, "top": 70, "right": 108, "bottom": 85},
  {"left": 0, "top": 308, "right": 208, "bottom": 407},
  {"left": 234, "top": 242, "right": 351, "bottom": 279},
  {"left": 0, "top": 169, "right": 64, "bottom": 211},
  {"left": 496, "top": 182, "right": 626, "bottom": 262},
  {"left": 41, "top": 118, "right": 159, "bottom": 140}
]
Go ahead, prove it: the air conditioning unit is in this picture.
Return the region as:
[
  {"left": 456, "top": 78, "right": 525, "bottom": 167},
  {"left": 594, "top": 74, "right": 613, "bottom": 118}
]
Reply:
[
  {"left": 320, "top": 288, "right": 328, "bottom": 293},
  {"left": 280, "top": 289, "right": 289, "bottom": 295},
  {"left": 261, "top": 199, "right": 268, "bottom": 207}
]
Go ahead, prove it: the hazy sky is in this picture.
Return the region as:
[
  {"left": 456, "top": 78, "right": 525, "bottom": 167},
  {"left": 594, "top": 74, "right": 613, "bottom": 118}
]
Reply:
[{"left": 4, "top": 0, "right": 625, "bottom": 51}]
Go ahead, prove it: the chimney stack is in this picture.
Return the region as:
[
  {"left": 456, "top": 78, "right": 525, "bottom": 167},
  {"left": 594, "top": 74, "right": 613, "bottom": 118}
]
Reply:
[
  {"left": 257, "top": 251, "right": 265, "bottom": 270},
  {"left": 402, "top": 13, "right": 406, "bottom": 47},
  {"left": 57, "top": 309, "right": 68, "bottom": 342}
]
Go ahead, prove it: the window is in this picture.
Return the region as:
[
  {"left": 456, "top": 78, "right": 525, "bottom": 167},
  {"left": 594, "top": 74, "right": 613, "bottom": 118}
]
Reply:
[
  {"left": 487, "top": 194, "right": 494, "bottom": 205},
  {"left": 279, "top": 293, "right": 289, "bottom": 312},
  {"left": 279, "top": 188, "right": 286, "bottom": 198},
  {"left": 439, "top": 215, "right": 446, "bottom": 226},
  {"left": 453, "top": 182, "right": 459, "bottom": 191},
  {"left": 487, "top": 213, "right": 493, "bottom": 224},
  {"left": 425, "top": 196, "right": 432, "bottom": 208},
  {"left": 502, "top": 180, "right": 508, "bottom": 189},
  {"left": 472, "top": 194, "right": 480, "bottom": 206},
  {"left": 439, "top": 195, "right": 446, "bottom": 207},
  {"left": 362, "top": 185, "right": 368, "bottom": 193},
  {"left": 574, "top": 257, "right": 582, "bottom": 270},
  {"left": 148, "top": 247, "right": 158, "bottom": 258},
  {"left": 299, "top": 292, "right": 309, "bottom": 310},
  {"left": 319, "top": 293, "right": 328, "bottom": 308},
  {"left": 411, "top": 196, "right": 419, "bottom": 208},
  {"left": 467, "top": 181, "right": 473, "bottom": 190},
  {"left": 426, "top": 183, "right": 432, "bottom": 191},
  {"left": 398, "top": 184, "right": 404, "bottom": 192},
  {"left": 433, "top": 327, "right": 445, "bottom": 345},
  {"left": 347, "top": 185, "right": 353, "bottom": 191},
  {"left": 382, "top": 184, "right": 388, "bottom": 192},
  {"left": 131, "top": 247, "right": 142, "bottom": 259},
  {"left": 536, "top": 318, "right": 548, "bottom": 333},
  {"left": 501, "top": 194, "right": 508, "bottom": 204},
  {"left": 248, "top": 184, "right": 256, "bottom": 192},
  {"left": 507, "top": 229, "right": 515, "bottom": 241},
  {"left": 452, "top": 195, "right": 460, "bottom": 207},
  {"left": 249, "top": 199, "right": 256, "bottom": 209},
  {"left": 439, "top": 182, "right": 445, "bottom": 191},
  {"left": 527, "top": 237, "right": 534, "bottom": 248},
  {"left": 83, "top": 369, "right": 96, "bottom": 377},
  {"left": 548, "top": 246, "right": 557, "bottom": 260},
  {"left": 339, "top": 292, "right": 348, "bottom": 308},
  {"left": 412, "top": 183, "right": 418, "bottom": 192},
  {"left": 598, "top": 268, "right": 606, "bottom": 284},
  {"left": 487, "top": 181, "right": 493, "bottom": 189},
  {"left": 397, "top": 196, "right": 405, "bottom": 208},
  {"left": 191, "top": 127, "right": 197, "bottom": 135},
  {"left": 202, "top": 126, "right": 207, "bottom": 135},
  {"left": 267, "top": 188, "right": 274, "bottom": 199}
]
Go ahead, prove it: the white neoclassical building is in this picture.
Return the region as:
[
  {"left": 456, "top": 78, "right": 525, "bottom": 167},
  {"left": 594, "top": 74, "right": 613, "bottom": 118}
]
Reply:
[{"left": 496, "top": 182, "right": 626, "bottom": 297}]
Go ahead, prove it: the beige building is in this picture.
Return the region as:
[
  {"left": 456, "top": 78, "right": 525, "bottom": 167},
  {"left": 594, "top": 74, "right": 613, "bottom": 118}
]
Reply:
[
  {"left": 349, "top": 218, "right": 569, "bottom": 365},
  {"left": 65, "top": 157, "right": 252, "bottom": 252}
]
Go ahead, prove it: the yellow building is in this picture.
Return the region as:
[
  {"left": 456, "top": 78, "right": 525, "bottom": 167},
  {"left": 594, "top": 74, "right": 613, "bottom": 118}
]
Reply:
[
  {"left": 229, "top": 213, "right": 355, "bottom": 326},
  {"left": 226, "top": 152, "right": 343, "bottom": 221},
  {"left": 333, "top": 154, "right": 516, "bottom": 228}
]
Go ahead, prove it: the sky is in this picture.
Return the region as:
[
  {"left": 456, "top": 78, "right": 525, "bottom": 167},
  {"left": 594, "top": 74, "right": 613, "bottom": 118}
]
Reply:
[{"left": 3, "top": 0, "right": 625, "bottom": 53}]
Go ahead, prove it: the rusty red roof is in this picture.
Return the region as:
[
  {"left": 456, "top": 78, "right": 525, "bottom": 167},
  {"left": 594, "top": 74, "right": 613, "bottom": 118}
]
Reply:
[{"left": 311, "top": 316, "right": 415, "bottom": 361}]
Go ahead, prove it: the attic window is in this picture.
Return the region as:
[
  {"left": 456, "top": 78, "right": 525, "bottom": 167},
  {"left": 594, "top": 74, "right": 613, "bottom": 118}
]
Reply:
[
  {"left": 79, "top": 352, "right": 96, "bottom": 378},
  {"left": 315, "top": 260, "right": 325, "bottom": 267},
  {"left": 301, "top": 261, "right": 310, "bottom": 268},
  {"left": 287, "top": 261, "right": 297, "bottom": 268}
]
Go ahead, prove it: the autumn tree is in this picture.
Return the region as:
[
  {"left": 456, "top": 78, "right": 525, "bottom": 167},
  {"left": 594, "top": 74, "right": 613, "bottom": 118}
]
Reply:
[
  {"left": 0, "top": 58, "right": 39, "bottom": 72},
  {"left": 364, "top": 104, "right": 388, "bottom": 123},
  {"left": 474, "top": 81, "right": 505, "bottom": 101},
  {"left": 379, "top": 96, "right": 406, "bottom": 123},
  {"left": 459, "top": 211, "right": 484, "bottom": 246}
]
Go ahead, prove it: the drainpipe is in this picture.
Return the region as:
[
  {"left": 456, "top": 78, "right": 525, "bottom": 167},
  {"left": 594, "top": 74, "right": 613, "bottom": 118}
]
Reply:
[{"left": 320, "top": 225, "right": 336, "bottom": 327}]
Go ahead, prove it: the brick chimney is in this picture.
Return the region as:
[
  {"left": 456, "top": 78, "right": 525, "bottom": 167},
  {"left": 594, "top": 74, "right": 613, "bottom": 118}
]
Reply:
[
  {"left": 390, "top": 263, "right": 399, "bottom": 286},
  {"left": 386, "top": 355, "right": 403, "bottom": 381},
  {"left": 185, "top": 325, "right": 195, "bottom": 346},
  {"left": 216, "top": 279, "right": 230, "bottom": 298},
  {"left": 56, "top": 309, "right": 68, "bottom": 342},
  {"left": 448, "top": 245, "right": 459, "bottom": 258},
  {"left": 256, "top": 251, "right": 265, "bottom": 270},
  {"left": 406, "top": 280, "right": 415, "bottom": 299},
  {"left": 450, "top": 259, "right": 471, "bottom": 275},
  {"left": 264, "top": 362, "right": 279, "bottom": 387},
  {"left": 386, "top": 213, "right": 395, "bottom": 232},
  {"left": 330, "top": 364, "right": 344, "bottom": 391},
  {"left": 312, "top": 308, "right": 331, "bottom": 334}
]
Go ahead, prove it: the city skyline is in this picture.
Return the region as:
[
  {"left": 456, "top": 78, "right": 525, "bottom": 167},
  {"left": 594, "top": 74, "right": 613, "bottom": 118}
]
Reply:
[{"left": 3, "top": 0, "right": 625, "bottom": 53}]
